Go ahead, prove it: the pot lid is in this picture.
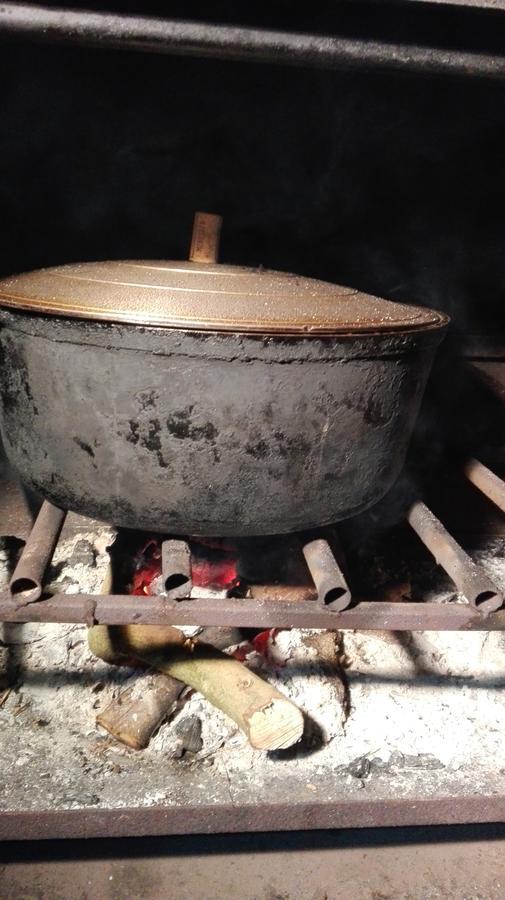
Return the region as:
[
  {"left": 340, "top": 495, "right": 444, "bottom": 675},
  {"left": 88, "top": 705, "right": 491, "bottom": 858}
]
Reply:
[{"left": 0, "top": 214, "right": 448, "bottom": 336}]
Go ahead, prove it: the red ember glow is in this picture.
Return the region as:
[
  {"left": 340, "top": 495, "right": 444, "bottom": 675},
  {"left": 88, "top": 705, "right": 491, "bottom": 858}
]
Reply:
[
  {"left": 129, "top": 536, "right": 240, "bottom": 595},
  {"left": 131, "top": 538, "right": 162, "bottom": 595},
  {"left": 232, "top": 629, "right": 284, "bottom": 665},
  {"left": 191, "top": 554, "right": 239, "bottom": 590}
]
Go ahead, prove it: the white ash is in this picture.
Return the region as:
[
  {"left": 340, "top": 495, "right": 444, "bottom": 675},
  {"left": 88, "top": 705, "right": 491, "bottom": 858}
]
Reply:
[
  {"left": 0, "top": 524, "right": 143, "bottom": 806},
  {"left": 44, "top": 526, "right": 116, "bottom": 595},
  {"left": 149, "top": 573, "right": 235, "bottom": 603},
  {"left": 341, "top": 628, "right": 505, "bottom": 770},
  {"left": 474, "top": 539, "right": 505, "bottom": 590}
]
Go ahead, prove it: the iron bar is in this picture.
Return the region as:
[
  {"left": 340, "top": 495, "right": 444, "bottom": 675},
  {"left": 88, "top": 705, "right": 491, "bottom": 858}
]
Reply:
[
  {"left": 466, "top": 360, "right": 505, "bottom": 403},
  {"left": 460, "top": 335, "right": 505, "bottom": 358},
  {"left": 464, "top": 457, "right": 505, "bottom": 514},
  {"left": 3, "top": 792, "right": 505, "bottom": 841},
  {"left": 302, "top": 537, "right": 352, "bottom": 611},
  {"left": 1, "top": 2, "right": 505, "bottom": 78},
  {"left": 161, "top": 538, "right": 192, "bottom": 599},
  {"left": 0, "top": 590, "right": 503, "bottom": 630},
  {"left": 404, "top": 0, "right": 505, "bottom": 7},
  {"left": 8, "top": 500, "right": 66, "bottom": 604},
  {"left": 406, "top": 500, "right": 503, "bottom": 613}
]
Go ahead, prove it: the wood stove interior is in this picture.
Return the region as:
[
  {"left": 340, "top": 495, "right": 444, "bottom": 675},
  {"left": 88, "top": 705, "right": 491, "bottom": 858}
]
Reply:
[{"left": 1, "top": 0, "right": 505, "bottom": 838}]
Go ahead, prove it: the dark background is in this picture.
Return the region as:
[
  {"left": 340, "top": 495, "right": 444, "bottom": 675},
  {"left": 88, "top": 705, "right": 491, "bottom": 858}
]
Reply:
[{"left": 1, "top": 1, "right": 505, "bottom": 335}]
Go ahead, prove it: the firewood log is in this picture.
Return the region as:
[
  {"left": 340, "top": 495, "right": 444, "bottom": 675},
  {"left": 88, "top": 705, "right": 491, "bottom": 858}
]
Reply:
[
  {"left": 88, "top": 623, "right": 304, "bottom": 751},
  {"left": 93, "top": 625, "right": 242, "bottom": 750},
  {"left": 96, "top": 671, "right": 183, "bottom": 751}
]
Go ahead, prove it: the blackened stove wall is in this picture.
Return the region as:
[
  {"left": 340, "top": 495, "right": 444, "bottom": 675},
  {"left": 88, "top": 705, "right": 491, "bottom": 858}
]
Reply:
[{"left": 0, "top": 4, "right": 505, "bottom": 335}]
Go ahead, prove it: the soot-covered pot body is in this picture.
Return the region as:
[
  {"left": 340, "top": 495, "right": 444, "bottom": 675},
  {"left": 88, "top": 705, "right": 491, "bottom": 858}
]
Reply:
[{"left": 0, "top": 308, "right": 445, "bottom": 535}]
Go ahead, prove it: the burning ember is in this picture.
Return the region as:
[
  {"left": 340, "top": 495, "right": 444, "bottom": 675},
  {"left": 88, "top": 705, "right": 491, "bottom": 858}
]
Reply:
[
  {"left": 129, "top": 535, "right": 240, "bottom": 595},
  {"left": 131, "top": 538, "right": 162, "bottom": 595},
  {"left": 232, "top": 628, "right": 285, "bottom": 666},
  {"left": 191, "top": 539, "right": 240, "bottom": 590}
]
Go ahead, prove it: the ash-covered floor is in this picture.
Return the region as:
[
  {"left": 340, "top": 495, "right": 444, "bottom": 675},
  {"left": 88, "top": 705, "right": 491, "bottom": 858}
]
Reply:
[
  {"left": 2, "top": 489, "right": 505, "bottom": 896},
  {"left": 2, "top": 503, "right": 505, "bottom": 830}
]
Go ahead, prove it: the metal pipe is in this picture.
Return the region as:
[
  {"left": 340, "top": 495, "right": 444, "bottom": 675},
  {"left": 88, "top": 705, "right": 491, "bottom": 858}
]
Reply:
[
  {"left": 9, "top": 500, "right": 66, "bottom": 604},
  {"left": 1, "top": 2, "right": 505, "bottom": 79},
  {"left": 406, "top": 500, "right": 502, "bottom": 614},
  {"left": 464, "top": 458, "right": 505, "bottom": 514},
  {"left": 0, "top": 591, "right": 502, "bottom": 630},
  {"left": 161, "top": 539, "right": 192, "bottom": 599},
  {"left": 302, "top": 537, "right": 352, "bottom": 611},
  {"left": 466, "top": 360, "right": 505, "bottom": 403},
  {"left": 408, "top": 0, "right": 505, "bottom": 7}
]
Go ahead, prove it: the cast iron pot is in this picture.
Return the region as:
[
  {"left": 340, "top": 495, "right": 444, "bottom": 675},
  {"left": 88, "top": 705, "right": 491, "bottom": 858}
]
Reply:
[{"left": 0, "top": 237, "right": 449, "bottom": 535}]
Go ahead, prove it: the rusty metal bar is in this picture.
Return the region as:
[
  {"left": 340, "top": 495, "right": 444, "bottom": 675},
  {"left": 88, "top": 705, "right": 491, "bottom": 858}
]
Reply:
[
  {"left": 0, "top": 590, "right": 502, "bottom": 630},
  {"left": 2, "top": 2, "right": 505, "bottom": 79},
  {"left": 3, "top": 792, "right": 505, "bottom": 841},
  {"left": 466, "top": 360, "right": 505, "bottom": 404},
  {"left": 302, "top": 537, "right": 352, "bottom": 611},
  {"left": 161, "top": 538, "right": 192, "bottom": 599},
  {"left": 8, "top": 500, "right": 66, "bottom": 604},
  {"left": 406, "top": 500, "right": 503, "bottom": 614},
  {"left": 464, "top": 458, "right": 505, "bottom": 515}
]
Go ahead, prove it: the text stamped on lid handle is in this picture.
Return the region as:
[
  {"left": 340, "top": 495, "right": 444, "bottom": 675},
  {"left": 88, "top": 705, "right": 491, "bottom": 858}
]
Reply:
[{"left": 189, "top": 212, "right": 222, "bottom": 264}]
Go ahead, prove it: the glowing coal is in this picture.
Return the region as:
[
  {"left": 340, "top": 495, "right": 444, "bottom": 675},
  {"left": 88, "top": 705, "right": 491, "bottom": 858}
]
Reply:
[{"left": 129, "top": 535, "right": 240, "bottom": 596}]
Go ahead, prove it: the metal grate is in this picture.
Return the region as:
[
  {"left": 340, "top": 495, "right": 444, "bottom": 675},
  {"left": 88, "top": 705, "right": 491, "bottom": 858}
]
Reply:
[{"left": 1, "top": 456, "right": 505, "bottom": 630}]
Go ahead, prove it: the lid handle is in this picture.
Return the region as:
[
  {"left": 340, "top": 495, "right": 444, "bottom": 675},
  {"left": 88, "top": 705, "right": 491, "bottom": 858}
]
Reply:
[{"left": 189, "top": 212, "right": 222, "bottom": 263}]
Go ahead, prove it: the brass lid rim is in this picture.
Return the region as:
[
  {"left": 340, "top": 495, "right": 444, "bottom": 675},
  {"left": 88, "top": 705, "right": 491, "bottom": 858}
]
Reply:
[
  {"left": 0, "top": 290, "right": 450, "bottom": 336},
  {"left": 0, "top": 259, "right": 450, "bottom": 335}
]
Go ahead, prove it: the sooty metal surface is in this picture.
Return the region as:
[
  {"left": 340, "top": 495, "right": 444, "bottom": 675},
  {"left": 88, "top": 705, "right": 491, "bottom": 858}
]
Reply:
[{"left": 0, "top": 311, "right": 445, "bottom": 535}]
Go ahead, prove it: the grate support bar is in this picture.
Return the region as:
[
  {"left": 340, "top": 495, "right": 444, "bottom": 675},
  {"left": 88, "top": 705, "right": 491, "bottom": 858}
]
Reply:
[
  {"left": 0, "top": 590, "right": 504, "bottom": 630},
  {"left": 2, "top": 2, "right": 505, "bottom": 78}
]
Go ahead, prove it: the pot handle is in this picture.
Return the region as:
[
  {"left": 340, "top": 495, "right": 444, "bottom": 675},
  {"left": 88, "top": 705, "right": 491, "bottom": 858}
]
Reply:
[{"left": 189, "top": 211, "right": 222, "bottom": 264}]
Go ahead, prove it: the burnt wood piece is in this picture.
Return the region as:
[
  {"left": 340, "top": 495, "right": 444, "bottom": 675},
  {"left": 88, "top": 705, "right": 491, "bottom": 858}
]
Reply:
[{"left": 96, "top": 672, "right": 184, "bottom": 751}]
